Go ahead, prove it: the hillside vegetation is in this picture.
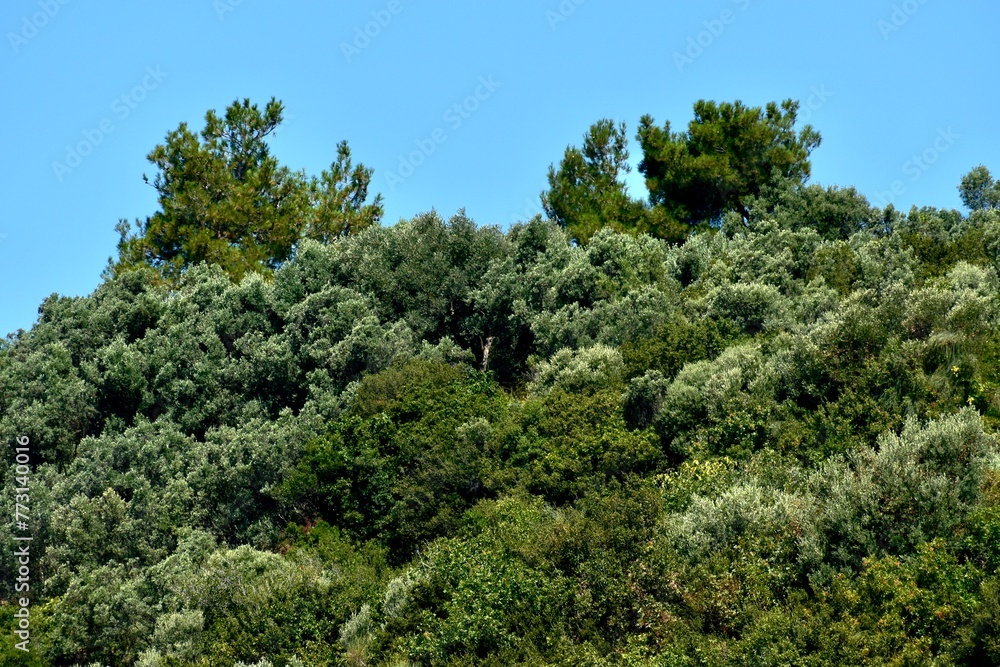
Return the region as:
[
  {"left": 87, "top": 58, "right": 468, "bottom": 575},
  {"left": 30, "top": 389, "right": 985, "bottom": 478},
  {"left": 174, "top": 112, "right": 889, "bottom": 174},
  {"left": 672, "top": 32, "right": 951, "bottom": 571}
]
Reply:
[{"left": 3, "top": 98, "right": 1000, "bottom": 666}]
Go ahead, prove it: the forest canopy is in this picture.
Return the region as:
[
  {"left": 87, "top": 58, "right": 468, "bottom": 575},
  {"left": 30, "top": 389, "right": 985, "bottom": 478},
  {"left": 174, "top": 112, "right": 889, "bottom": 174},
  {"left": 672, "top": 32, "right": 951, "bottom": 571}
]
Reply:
[{"left": 3, "top": 97, "right": 1000, "bottom": 666}]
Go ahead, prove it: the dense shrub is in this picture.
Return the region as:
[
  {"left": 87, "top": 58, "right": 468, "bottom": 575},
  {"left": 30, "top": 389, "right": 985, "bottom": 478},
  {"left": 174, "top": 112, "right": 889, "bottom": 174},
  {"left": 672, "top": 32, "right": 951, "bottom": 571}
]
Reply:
[{"left": 5, "top": 207, "right": 1000, "bottom": 666}]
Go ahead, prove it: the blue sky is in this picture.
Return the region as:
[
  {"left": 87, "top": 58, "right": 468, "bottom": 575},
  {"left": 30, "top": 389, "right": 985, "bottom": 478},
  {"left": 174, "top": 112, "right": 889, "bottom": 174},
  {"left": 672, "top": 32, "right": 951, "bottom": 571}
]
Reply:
[{"left": 2, "top": 0, "right": 998, "bottom": 336}]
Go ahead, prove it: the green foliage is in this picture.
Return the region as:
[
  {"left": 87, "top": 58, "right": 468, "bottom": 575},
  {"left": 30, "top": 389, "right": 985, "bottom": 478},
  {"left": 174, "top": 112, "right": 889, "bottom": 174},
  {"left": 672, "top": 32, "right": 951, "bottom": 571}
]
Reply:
[
  {"left": 528, "top": 345, "right": 625, "bottom": 395},
  {"left": 508, "top": 387, "right": 663, "bottom": 504},
  {"left": 620, "top": 315, "right": 726, "bottom": 381},
  {"left": 542, "top": 119, "right": 652, "bottom": 245},
  {"left": 279, "top": 358, "right": 507, "bottom": 559},
  {"left": 541, "top": 121, "right": 691, "bottom": 247},
  {"left": 638, "top": 99, "right": 821, "bottom": 228},
  {"left": 402, "top": 497, "right": 573, "bottom": 663},
  {"left": 542, "top": 98, "right": 821, "bottom": 243},
  {"left": 895, "top": 206, "right": 992, "bottom": 280},
  {"left": 752, "top": 181, "right": 881, "bottom": 240},
  {"left": 112, "top": 98, "right": 382, "bottom": 283},
  {"left": 959, "top": 165, "right": 1000, "bottom": 212}
]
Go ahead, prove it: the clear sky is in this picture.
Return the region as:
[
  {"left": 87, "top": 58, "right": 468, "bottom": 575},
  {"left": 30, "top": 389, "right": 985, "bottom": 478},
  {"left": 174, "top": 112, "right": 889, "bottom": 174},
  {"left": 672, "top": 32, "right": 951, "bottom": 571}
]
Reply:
[{"left": 2, "top": 0, "right": 998, "bottom": 336}]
